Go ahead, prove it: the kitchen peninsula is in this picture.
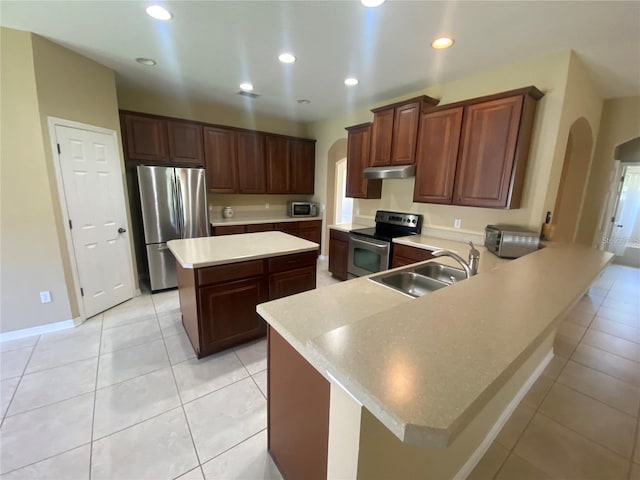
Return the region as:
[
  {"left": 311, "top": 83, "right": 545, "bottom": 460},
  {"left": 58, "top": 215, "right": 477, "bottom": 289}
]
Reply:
[
  {"left": 258, "top": 241, "right": 613, "bottom": 479},
  {"left": 167, "top": 231, "right": 319, "bottom": 358}
]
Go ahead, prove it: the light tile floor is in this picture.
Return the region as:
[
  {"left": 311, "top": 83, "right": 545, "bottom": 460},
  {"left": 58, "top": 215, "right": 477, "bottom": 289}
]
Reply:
[
  {"left": 470, "top": 263, "right": 640, "bottom": 480},
  {"left": 1, "top": 260, "right": 638, "bottom": 479}
]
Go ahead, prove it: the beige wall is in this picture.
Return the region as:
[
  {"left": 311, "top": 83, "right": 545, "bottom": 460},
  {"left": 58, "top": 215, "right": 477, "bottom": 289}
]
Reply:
[
  {"left": 309, "top": 51, "right": 604, "bottom": 254},
  {"left": 0, "top": 28, "right": 126, "bottom": 333},
  {"left": 576, "top": 96, "right": 640, "bottom": 245},
  {"left": 117, "top": 85, "right": 309, "bottom": 138},
  {"left": 1, "top": 28, "right": 73, "bottom": 331}
]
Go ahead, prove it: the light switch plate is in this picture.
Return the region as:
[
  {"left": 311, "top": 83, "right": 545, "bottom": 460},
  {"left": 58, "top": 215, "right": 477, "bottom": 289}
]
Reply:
[
  {"left": 40, "top": 291, "right": 52, "bottom": 303},
  {"left": 454, "top": 218, "right": 462, "bottom": 229}
]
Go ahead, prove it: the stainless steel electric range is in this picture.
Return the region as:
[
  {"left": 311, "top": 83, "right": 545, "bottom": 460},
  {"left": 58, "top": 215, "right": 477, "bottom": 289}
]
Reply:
[{"left": 348, "top": 210, "right": 423, "bottom": 278}]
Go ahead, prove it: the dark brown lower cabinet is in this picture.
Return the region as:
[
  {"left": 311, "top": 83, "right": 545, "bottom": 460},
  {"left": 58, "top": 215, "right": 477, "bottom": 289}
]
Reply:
[
  {"left": 391, "top": 243, "right": 434, "bottom": 268},
  {"left": 211, "top": 220, "right": 322, "bottom": 254},
  {"left": 267, "top": 327, "right": 330, "bottom": 480},
  {"left": 211, "top": 225, "right": 246, "bottom": 236},
  {"left": 328, "top": 229, "right": 349, "bottom": 280},
  {"left": 246, "top": 223, "right": 274, "bottom": 233},
  {"left": 177, "top": 251, "right": 317, "bottom": 358}
]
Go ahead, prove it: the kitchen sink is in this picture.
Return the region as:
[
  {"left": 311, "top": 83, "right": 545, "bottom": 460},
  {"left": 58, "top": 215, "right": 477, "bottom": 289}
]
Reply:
[
  {"left": 413, "top": 262, "right": 467, "bottom": 284},
  {"left": 369, "top": 262, "right": 467, "bottom": 298}
]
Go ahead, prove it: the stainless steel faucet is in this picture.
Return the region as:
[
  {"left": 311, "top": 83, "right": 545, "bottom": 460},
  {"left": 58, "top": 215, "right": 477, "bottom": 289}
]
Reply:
[{"left": 431, "top": 242, "right": 480, "bottom": 279}]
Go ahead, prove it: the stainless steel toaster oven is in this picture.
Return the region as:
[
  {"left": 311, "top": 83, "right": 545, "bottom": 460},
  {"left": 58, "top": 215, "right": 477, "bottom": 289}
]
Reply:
[{"left": 484, "top": 225, "right": 540, "bottom": 258}]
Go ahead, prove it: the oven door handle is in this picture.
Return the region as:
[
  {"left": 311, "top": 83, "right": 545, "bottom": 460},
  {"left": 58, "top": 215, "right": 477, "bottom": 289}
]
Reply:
[{"left": 349, "top": 236, "right": 390, "bottom": 251}]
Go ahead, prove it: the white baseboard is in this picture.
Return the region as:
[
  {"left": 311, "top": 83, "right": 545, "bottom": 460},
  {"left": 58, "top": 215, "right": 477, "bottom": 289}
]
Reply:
[
  {"left": 454, "top": 350, "right": 554, "bottom": 480},
  {"left": 0, "top": 319, "right": 76, "bottom": 342}
]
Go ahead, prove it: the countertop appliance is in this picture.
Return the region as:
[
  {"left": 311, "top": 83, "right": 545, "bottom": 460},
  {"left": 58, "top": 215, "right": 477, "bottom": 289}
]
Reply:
[
  {"left": 137, "top": 165, "right": 209, "bottom": 291},
  {"left": 348, "top": 210, "right": 423, "bottom": 278},
  {"left": 288, "top": 201, "right": 318, "bottom": 218},
  {"left": 484, "top": 224, "right": 540, "bottom": 258}
]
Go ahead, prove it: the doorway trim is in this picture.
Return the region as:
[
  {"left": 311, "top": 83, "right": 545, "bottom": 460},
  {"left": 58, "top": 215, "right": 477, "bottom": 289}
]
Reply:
[{"left": 47, "top": 116, "right": 133, "bottom": 323}]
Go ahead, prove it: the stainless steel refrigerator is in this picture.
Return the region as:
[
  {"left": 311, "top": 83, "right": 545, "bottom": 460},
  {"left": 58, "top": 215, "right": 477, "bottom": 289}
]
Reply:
[{"left": 137, "top": 165, "right": 209, "bottom": 291}]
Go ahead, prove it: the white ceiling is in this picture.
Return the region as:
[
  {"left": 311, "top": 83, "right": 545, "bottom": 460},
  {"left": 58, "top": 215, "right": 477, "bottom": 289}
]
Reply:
[{"left": 2, "top": 1, "right": 639, "bottom": 123}]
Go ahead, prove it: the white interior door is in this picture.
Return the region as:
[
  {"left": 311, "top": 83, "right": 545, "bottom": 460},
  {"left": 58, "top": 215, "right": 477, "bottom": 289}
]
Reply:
[{"left": 55, "top": 124, "right": 133, "bottom": 317}]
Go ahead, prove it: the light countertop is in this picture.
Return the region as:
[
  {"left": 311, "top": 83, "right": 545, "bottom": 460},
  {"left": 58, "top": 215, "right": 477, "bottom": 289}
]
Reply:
[
  {"left": 257, "top": 242, "right": 612, "bottom": 448},
  {"left": 167, "top": 231, "right": 319, "bottom": 268},
  {"left": 210, "top": 213, "right": 322, "bottom": 227},
  {"left": 328, "top": 223, "right": 367, "bottom": 233}
]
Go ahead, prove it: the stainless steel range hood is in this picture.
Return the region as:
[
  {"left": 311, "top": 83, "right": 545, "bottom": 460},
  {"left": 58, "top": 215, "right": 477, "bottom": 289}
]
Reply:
[{"left": 362, "top": 164, "right": 416, "bottom": 179}]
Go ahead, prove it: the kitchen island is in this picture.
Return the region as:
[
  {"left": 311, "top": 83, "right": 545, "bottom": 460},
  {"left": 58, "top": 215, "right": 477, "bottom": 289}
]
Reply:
[
  {"left": 167, "top": 231, "right": 319, "bottom": 358},
  {"left": 257, "top": 241, "right": 613, "bottom": 479}
]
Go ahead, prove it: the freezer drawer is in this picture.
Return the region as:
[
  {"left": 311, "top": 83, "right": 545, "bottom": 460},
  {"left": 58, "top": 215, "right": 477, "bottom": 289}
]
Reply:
[{"left": 146, "top": 243, "right": 178, "bottom": 291}]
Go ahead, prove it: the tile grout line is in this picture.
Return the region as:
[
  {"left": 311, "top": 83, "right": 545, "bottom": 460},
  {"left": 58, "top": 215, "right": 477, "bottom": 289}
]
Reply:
[
  {"left": 0, "top": 442, "right": 93, "bottom": 477},
  {"left": 630, "top": 396, "right": 640, "bottom": 479},
  {"left": 0, "top": 334, "right": 41, "bottom": 429},
  {"left": 89, "top": 312, "right": 105, "bottom": 480},
  {"left": 554, "top": 376, "right": 640, "bottom": 418},
  {"left": 197, "top": 427, "right": 268, "bottom": 472},
  {"left": 152, "top": 294, "right": 205, "bottom": 476}
]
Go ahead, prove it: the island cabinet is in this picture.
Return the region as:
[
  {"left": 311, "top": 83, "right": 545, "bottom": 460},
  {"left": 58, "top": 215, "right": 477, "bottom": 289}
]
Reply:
[
  {"left": 413, "top": 86, "right": 543, "bottom": 209},
  {"left": 369, "top": 95, "right": 439, "bottom": 167},
  {"left": 392, "top": 243, "right": 434, "bottom": 268},
  {"left": 178, "top": 250, "right": 317, "bottom": 358},
  {"left": 345, "top": 123, "right": 382, "bottom": 199},
  {"left": 328, "top": 228, "right": 349, "bottom": 280}
]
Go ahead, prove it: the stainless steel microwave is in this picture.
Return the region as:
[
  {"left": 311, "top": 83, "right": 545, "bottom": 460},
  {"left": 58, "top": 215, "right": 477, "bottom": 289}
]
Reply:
[{"left": 287, "top": 201, "right": 318, "bottom": 217}]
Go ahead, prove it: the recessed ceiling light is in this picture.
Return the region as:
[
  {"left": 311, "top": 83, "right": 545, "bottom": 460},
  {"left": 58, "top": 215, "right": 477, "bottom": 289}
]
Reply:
[
  {"left": 297, "top": 99, "right": 311, "bottom": 104},
  {"left": 279, "top": 53, "right": 296, "bottom": 64},
  {"left": 135, "top": 57, "right": 157, "bottom": 66},
  {"left": 344, "top": 78, "right": 359, "bottom": 86},
  {"left": 239, "top": 82, "right": 254, "bottom": 92},
  {"left": 145, "top": 5, "right": 172, "bottom": 20},
  {"left": 431, "top": 36, "right": 455, "bottom": 49},
  {"left": 361, "top": 0, "right": 385, "bottom": 7}
]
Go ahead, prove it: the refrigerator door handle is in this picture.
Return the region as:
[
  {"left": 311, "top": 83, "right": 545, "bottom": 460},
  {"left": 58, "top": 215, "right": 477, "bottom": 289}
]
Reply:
[
  {"left": 176, "top": 176, "right": 184, "bottom": 238},
  {"left": 172, "top": 173, "right": 182, "bottom": 238}
]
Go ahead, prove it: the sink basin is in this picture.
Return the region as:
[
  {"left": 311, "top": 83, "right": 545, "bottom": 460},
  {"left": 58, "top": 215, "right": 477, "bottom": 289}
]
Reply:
[
  {"left": 370, "top": 271, "right": 449, "bottom": 298},
  {"left": 369, "top": 261, "right": 468, "bottom": 298},
  {"left": 413, "top": 262, "right": 467, "bottom": 284}
]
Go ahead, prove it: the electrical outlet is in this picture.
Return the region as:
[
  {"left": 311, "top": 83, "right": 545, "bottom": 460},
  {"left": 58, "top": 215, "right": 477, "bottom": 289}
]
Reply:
[
  {"left": 265, "top": 202, "right": 270, "bottom": 209},
  {"left": 454, "top": 218, "right": 462, "bottom": 229},
  {"left": 40, "top": 291, "right": 51, "bottom": 303}
]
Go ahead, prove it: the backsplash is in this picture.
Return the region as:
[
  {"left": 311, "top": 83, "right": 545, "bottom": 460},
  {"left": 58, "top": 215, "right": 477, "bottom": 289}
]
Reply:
[{"left": 208, "top": 193, "right": 314, "bottom": 218}]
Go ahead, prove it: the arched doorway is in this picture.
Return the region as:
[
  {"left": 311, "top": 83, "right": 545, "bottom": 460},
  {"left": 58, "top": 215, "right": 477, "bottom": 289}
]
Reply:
[
  {"left": 324, "top": 139, "right": 348, "bottom": 252},
  {"left": 552, "top": 117, "right": 594, "bottom": 243}
]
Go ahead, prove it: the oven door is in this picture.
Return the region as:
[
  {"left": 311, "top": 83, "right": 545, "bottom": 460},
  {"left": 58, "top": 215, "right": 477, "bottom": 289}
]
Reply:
[{"left": 348, "top": 235, "right": 391, "bottom": 278}]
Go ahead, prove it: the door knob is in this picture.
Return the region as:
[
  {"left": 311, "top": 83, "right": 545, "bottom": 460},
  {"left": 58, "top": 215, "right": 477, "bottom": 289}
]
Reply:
[
  {"left": 616, "top": 224, "right": 624, "bottom": 228},
  {"left": 118, "top": 227, "right": 127, "bottom": 234}
]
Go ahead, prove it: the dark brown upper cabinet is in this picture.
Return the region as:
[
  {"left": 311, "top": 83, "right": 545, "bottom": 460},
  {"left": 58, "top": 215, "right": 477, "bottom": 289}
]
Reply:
[
  {"left": 266, "top": 136, "right": 291, "bottom": 194},
  {"left": 236, "top": 131, "right": 266, "bottom": 194},
  {"left": 266, "top": 136, "right": 316, "bottom": 194},
  {"left": 290, "top": 139, "right": 315, "bottom": 194},
  {"left": 167, "top": 120, "right": 204, "bottom": 166},
  {"left": 122, "top": 113, "right": 168, "bottom": 162},
  {"left": 412, "top": 86, "right": 543, "bottom": 209},
  {"left": 369, "top": 95, "right": 439, "bottom": 167},
  {"left": 345, "top": 123, "right": 382, "bottom": 199},
  {"left": 204, "top": 126, "right": 237, "bottom": 193},
  {"left": 413, "top": 107, "right": 463, "bottom": 204}
]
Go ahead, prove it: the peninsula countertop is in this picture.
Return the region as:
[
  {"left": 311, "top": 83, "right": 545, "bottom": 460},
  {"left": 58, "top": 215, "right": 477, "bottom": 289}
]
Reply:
[
  {"left": 167, "top": 231, "right": 319, "bottom": 269},
  {"left": 257, "top": 242, "right": 612, "bottom": 448}
]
